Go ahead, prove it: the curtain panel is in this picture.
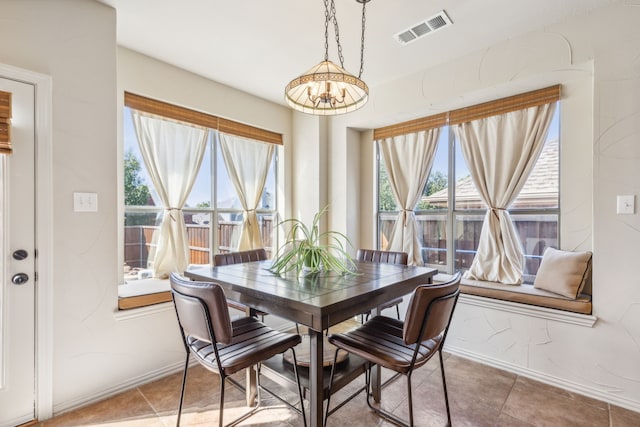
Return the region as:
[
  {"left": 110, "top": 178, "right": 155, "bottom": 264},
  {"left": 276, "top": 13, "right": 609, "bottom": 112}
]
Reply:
[
  {"left": 219, "top": 133, "right": 274, "bottom": 251},
  {"left": 131, "top": 110, "right": 208, "bottom": 278},
  {"left": 454, "top": 102, "right": 556, "bottom": 284},
  {"left": 378, "top": 129, "right": 440, "bottom": 266}
]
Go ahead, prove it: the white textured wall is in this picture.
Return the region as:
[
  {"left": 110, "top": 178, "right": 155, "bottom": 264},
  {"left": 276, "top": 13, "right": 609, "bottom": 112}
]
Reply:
[
  {"left": 589, "top": 3, "right": 640, "bottom": 407},
  {"left": 358, "top": 129, "right": 376, "bottom": 250},
  {"left": 326, "top": 121, "right": 361, "bottom": 254},
  {"left": 0, "top": 0, "right": 295, "bottom": 415},
  {"left": 0, "top": 0, "right": 147, "bottom": 411},
  {"left": 443, "top": 5, "right": 640, "bottom": 410},
  {"left": 329, "top": 2, "right": 639, "bottom": 411},
  {"left": 117, "top": 48, "right": 291, "bottom": 137},
  {"left": 291, "top": 112, "right": 325, "bottom": 224}
]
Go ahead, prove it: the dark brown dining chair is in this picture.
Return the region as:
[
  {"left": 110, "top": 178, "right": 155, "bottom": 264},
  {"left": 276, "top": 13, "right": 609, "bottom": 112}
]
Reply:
[
  {"left": 214, "top": 248, "right": 268, "bottom": 319},
  {"left": 325, "top": 272, "right": 462, "bottom": 427},
  {"left": 170, "top": 273, "right": 307, "bottom": 427},
  {"left": 357, "top": 249, "right": 409, "bottom": 320},
  {"left": 214, "top": 248, "right": 268, "bottom": 266}
]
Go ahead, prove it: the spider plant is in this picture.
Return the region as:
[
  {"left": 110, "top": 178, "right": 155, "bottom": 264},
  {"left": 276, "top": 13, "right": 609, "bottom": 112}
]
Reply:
[{"left": 269, "top": 206, "right": 357, "bottom": 276}]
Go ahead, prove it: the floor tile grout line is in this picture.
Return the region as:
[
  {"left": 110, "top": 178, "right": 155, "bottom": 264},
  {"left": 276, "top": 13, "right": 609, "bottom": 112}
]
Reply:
[
  {"left": 608, "top": 402, "right": 613, "bottom": 427},
  {"left": 495, "top": 372, "right": 519, "bottom": 422},
  {"left": 135, "top": 385, "right": 171, "bottom": 426}
]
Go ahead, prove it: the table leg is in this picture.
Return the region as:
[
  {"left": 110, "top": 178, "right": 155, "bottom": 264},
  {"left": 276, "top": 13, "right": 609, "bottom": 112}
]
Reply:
[
  {"left": 246, "top": 365, "right": 257, "bottom": 406},
  {"left": 370, "top": 306, "right": 382, "bottom": 402},
  {"left": 309, "top": 329, "right": 324, "bottom": 427},
  {"left": 244, "top": 306, "right": 257, "bottom": 406}
]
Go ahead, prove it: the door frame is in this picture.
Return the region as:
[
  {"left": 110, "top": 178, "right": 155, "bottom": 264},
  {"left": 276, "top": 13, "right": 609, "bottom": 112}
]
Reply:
[{"left": 0, "top": 63, "right": 53, "bottom": 421}]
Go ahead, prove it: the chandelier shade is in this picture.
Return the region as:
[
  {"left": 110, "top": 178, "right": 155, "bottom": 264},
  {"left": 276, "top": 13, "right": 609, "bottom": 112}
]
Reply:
[
  {"left": 284, "top": 0, "right": 371, "bottom": 116},
  {"left": 285, "top": 60, "right": 369, "bottom": 115}
]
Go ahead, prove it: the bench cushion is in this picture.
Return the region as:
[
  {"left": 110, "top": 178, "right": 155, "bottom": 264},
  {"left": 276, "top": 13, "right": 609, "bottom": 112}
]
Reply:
[{"left": 460, "top": 278, "right": 592, "bottom": 315}]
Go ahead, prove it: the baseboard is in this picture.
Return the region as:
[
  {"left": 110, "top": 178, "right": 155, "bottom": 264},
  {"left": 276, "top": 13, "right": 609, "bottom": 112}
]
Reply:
[
  {"left": 52, "top": 359, "right": 189, "bottom": 416},
  {"left": 50, "top": 322, "right": 298, "bottom": 418},
  {"left": 2, "top": 414, "right": 34, "bottom": 427},
  {"left": 444, "top": 344, "right": 640, "bottom": 413}
]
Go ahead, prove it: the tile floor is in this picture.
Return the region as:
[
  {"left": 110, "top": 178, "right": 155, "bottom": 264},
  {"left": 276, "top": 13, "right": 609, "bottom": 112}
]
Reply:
[{"left": 34, "top": 351, "right": 640, "bottom": 427}]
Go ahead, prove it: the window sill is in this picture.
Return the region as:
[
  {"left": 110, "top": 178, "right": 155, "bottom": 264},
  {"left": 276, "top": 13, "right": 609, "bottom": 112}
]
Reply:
[
  {"left": 117, "top": 278, "right": 171, "bottom": 311},
  {"left": 114, "top": 298, "right": 173, "bottom": 320},
  {"left": 457, "top": 293, "right": 597, "bottom": 327}
]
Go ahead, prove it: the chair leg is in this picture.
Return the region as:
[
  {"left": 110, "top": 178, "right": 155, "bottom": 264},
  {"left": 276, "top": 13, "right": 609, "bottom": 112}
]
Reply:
[
  {"left": 365, "top": 365, "right": 411, "bottom": 427},
  {"left": 176, "top": 353, "right": 190, "bottom": 427},
  {"left": 395, "top": 304, "right": 401, "bottom": 320},
  {"left": 290, "top": 348, "right": 308, "bottom": 427},
  {"left": 439, "top": 350, "right": 452, "bottom": 427},
  {"left": 219, "top": 377, "right": 226, "bottom": 427},
  {"left": 223, "top": 368, "right": 263, "bottom": 427},
  {"left": 407, "top": 374, "right": 414, "bottom": 427}
]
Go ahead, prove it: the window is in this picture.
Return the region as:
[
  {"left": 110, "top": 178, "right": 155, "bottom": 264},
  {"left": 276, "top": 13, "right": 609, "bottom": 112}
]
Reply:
[
  {"left": 122, "top": 94, "right": 280, "bottom": 296},
  {"left": 377, "top": 88, "right": 560, "bottom": 283}
]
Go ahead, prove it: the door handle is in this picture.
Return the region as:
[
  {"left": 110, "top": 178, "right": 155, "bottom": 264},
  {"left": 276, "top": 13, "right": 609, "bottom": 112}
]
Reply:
[
  {"left": 12, "top": 273, "right": 29, "bottom": 285},
  {"left": 13, "top": 249, "right": 28, "bottom": 260}
]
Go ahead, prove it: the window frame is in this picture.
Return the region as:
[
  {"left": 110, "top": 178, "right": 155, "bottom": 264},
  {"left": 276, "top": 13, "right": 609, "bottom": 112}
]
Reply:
[
  {"left": 375, "top": 87, "right": 561, "bottom": 283},
  {"left": 119, "top": 93, "right": 281, "bottom": 310}
]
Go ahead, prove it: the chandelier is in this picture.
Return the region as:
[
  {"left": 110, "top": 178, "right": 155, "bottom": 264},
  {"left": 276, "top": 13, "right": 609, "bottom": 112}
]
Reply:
[{"left": 285, "top": 0, "right": 371, "bottom": 116}]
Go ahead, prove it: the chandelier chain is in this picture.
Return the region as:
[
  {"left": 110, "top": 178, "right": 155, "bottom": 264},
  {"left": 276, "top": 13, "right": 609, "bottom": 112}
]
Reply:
[
  {"left": 323, "top": 0, "right": 330, "bottom": 61},
  {"left": 329, "top": 0, "right": 345, "bottom": 68},
  {"left": 359, "top": 1, "right": 366, "bottom": 78}
]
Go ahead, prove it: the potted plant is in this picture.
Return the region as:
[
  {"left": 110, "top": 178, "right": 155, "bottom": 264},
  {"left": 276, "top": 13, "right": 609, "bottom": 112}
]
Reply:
[{"left": 269, "top": 206, "right": 357, "bottom": 276}]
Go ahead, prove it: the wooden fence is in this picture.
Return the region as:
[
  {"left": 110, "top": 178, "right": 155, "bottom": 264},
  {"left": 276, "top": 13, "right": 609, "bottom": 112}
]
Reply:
[
  {"left": 380, "top": 214, "right": 557, "bottom": 275},
  {"left": 124, "top": 217, "right": 274, "bottom": 269}
]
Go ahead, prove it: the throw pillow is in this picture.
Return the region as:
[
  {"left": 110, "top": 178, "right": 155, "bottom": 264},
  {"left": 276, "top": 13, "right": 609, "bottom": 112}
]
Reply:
[{"left": 533, "top": 247, "right": 592, "bottom": 299}]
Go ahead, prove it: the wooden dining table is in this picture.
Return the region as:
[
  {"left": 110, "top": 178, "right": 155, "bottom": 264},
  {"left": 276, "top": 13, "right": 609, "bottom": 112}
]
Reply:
[{"left": 185, "top": 259, "right": 437, "bottom": 427}]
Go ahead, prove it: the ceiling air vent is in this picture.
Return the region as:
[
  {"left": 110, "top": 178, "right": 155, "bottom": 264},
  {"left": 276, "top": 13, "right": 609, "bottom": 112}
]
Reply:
[{"left": 395, "top": 10, "right": 452, "bottom": 46}]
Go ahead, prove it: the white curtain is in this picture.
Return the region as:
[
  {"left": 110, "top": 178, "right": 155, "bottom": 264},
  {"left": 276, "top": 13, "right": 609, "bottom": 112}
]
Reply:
[
  {"left": 219, "top": 133, "right": 274, "bottom": 251},
  {"left": 378, "top": 129, "right": 440, "bottom": 266},
  {"left": 454, "top": 103, "right": 556, "bottom": 284},
  {"left": 131, "top": 111, "right": 208, "bottom": 278}
]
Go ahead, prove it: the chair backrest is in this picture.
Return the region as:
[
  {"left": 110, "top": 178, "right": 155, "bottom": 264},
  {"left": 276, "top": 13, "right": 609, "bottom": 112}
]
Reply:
[
  {"left": 357, "top": 249, "right": 408, "bottom": 266},
  {"left": 214, "top": 248, "right": 267, "bottom": 266},
  {"left": 169, "top": 272, "right": 233, "bottom": 345},
  {"left": 403, "top": 272, "right": 462, "bottom": 345}
]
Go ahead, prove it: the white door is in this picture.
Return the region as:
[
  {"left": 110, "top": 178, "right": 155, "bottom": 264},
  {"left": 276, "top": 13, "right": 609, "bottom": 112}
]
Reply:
[{"left": 0, "top": 78, "right": 36, "bottom": 426}]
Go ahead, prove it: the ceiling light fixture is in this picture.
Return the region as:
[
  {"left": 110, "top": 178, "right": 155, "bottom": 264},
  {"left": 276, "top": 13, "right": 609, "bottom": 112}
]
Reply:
[{"left": 285, "top": 0, "right": 371, "bottom": 116}]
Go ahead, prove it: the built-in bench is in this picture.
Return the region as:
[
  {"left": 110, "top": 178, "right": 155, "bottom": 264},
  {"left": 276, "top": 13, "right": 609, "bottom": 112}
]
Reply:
[
  {"left": 118, "top": 278, "right": 171, "bottom": 310},
  {"left": 456, "top": 247, "right": 593, "bottom": 315},
  {"left": 459, "top": 278, "right": 592, "bottom": 315}
]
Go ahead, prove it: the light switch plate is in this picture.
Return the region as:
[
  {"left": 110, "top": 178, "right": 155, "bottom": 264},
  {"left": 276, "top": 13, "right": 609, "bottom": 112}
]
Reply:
[
  {"left": 616, "top": 195, "right": 635, "bottom": 214},
  {"left": 74, "top": 192, "right": 98, "bottom": 212}
]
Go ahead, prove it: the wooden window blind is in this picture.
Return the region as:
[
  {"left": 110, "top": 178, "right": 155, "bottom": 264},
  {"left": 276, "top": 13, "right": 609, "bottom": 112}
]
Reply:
[
  {"left": 0, "top": 91, "right": 11, "bottom": 154},
  {"left": 373, "top": 113, "right": 447, "bottom": 140},
  {"left": 124, "top": 92, "right": 282, "bottom": 145},
  {"left": 217, "top": 118, "right": 281, "bottom": 145},
  {"left": 373, "top": 85, "right": 561, "bottom": 139},
  {"left": 448, "top": 85, "right": 561, "bottom": 125}
]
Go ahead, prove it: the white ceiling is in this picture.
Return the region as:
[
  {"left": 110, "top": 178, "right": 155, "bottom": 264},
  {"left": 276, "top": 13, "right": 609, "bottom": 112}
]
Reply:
[{"left": 98, "top": 0, "right": 615, "bottom": 107}]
